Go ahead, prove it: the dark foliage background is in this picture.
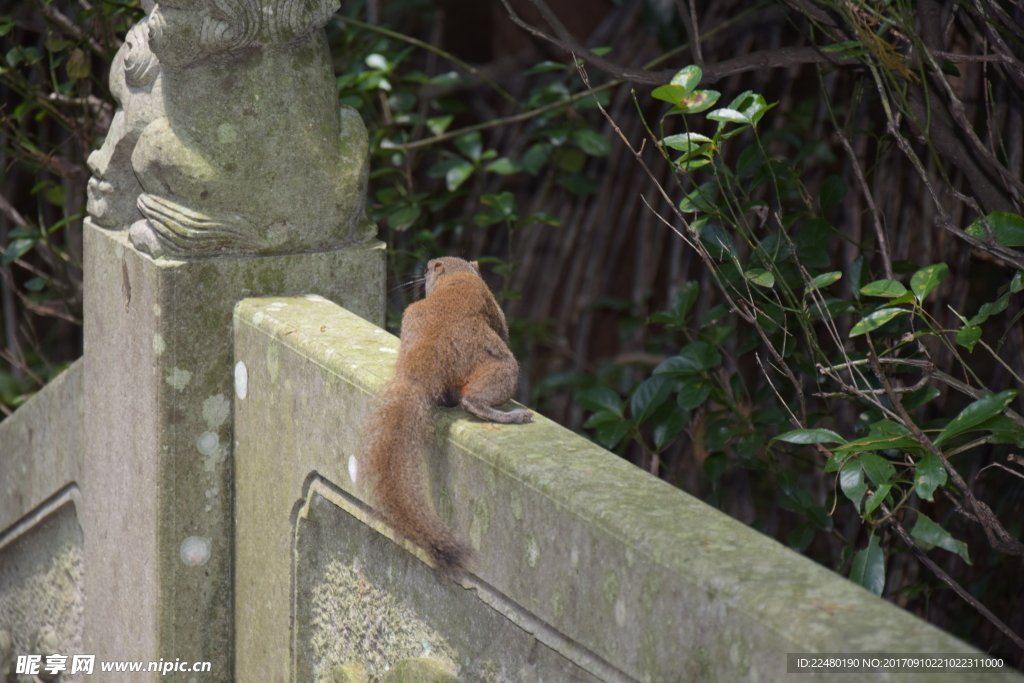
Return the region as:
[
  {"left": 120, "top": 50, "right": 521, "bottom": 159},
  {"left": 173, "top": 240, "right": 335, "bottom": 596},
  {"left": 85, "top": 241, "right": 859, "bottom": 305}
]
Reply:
[{"left": 2, "top": 0, "right": 1022, "bottom": 664}]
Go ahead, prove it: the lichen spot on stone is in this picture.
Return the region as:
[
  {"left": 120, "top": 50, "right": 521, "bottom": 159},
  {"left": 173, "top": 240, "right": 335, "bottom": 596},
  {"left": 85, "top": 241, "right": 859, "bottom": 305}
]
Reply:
[
  {"left": 202, "top": 394, "right": 231, "bottom": 430},
  {"left": 197, "top": 431, "right": 219, "bottom": 455},
  {"left": 348, "top": 455, "right": 358, "bottom": 483},
  {"left": 180, "top": 536, "right": 211, "bottom": 566},
  {"left": 216, "top": 122, "right": 237, "bottom": 144},
  {"left": 570, "top": 546, "right": 579, "bottom": 568},
  {"left": 525, "top": 533, "right": 540, "bottom": 568},
  {"left": 379, "top": 347, "right": 397, "bottom": 354},
  {"left": 614, "top": 595, "right": 627, "bottom": 627},
  {"left": 152, "top": 332, "right": 165, "bottom": 356},
  {"left": 167, "top": 366, "right": 192, "bottom": 391},
  {"left": 235, "top": 361, "right": 248, "bottom": 399},
  {"left": 153, "top": 302, "right": 161, "bottom": 317}
]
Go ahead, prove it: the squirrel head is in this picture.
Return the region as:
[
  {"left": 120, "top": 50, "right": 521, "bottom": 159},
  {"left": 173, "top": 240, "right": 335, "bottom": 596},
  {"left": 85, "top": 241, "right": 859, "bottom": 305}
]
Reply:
[{"left": 424, "top": 257, "right": 482, "bottom": 295}]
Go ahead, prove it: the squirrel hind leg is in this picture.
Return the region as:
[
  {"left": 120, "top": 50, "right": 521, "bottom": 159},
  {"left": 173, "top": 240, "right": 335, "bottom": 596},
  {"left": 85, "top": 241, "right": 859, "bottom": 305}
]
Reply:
[{"left": 459, "top": 361, "right": 533, "bottom": 424}]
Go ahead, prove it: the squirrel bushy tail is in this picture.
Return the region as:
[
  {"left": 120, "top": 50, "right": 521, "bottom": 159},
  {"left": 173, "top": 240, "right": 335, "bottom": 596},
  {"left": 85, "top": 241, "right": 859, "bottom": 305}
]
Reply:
[{"left": 363, "top": 376, "right": 470, "bottom": 575}]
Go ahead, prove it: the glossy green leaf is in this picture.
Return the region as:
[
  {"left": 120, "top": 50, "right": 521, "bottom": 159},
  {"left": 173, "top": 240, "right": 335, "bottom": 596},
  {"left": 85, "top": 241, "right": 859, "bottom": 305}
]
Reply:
[
  {"left": 901, "top": 386, "right": 940, "bottom": 410},
  {"left": 860, "top": 452, "right": 895, "bottom": 486},
  {"left": 864, "top": 484, "right": 891, "bottom": 516},
  {"left": 965, "top": 211, "right": 1024, "bottom": 247},
  {"left": 775, "top": 428, "right": 847, "bottom": 445},
  {"left": 445, "top": 162, "right": 474, "bottom": 191},
  {"left": 703, "top": 452, "right": 728, "bottom": 484},
  {"left": 850, "top": 534, "right": 885, "bottom": 595},
  {"left": 840, "top": 461, "right": 867, "bottom": 511},
  {"left": 651, "top": 84, "right": 689, "bottom": 105},
  {"left": 706, "top": 108, "right": 749, "bottom": 124},
  {"left": 914, "top": 451, "right": 947, "bottom": 501},
  {"left": 387, "top": 204, "right": 420, "bottom": 231},
  {"left": 652, "top": 406, "right": 690, "bottom": 451},
  {"left": 676, "top": 89, "right": 721, "bottom": 114},
  {"left": 849, "top": 308, "right": 909, "bottom": 337},
  {"left": 933, "top": 390, "right": 1020, "bottom": 446},
  {"left": 860, "top": 279, "right": 908, "bottom": 298},
  {"left": 595, "top": 419, "right": 631, "bottom": 450},
  {"left": 677, "top": 376, "right": 712, "bottom": 409},
  {"left": 630, "top": 376, "right": 675, "bottom": 425},
  {"left": 654, "top": 341, "right": 722, "bottom": 376},
  {"left": 974, "top": 415, "right": 1024, "bottom": 447},
  {"left": 744, "top": 268, "right": 775, "bottom": 288},
  {"left": 570, "top": 129, "right": 611, "bottom": 157},
  {"left": 484, "top": 158, "right": 522, "bottom": 175},
  {"left": 968, "top": 293, "right": 1009, "bottom": 327},
  {"left": 955, "top": 325, "right": 982, "bottom": 351},
  {"left": 576, "top": 387, "right": 623, "bottom": 417},
  {"left": 911, "top": 513, "right": 971, "bottom": 565},
  {"left": 426, "top": 115, "right": 454, "bottom": 135},
  {"left": 788, "top": 523, "right": 816, "bottom": 552},
  {"left": 670, "top": 64, "right": 703, "bottom": 94},
  {"left": 910, "top": 263, "right": 948, "bottom": 302},
  {"left": 66, "top": 48, "right": 90, "bottom": 80},
  {"left": 525, "top": 60, "right": 567, "bottom": 75},
  {"left": 454, "top": 131, "right": 483, "bottom": 161},
  {"left": 1012, "top": 271, "right": 1023, "bottom": 293},
  {"left": 819, "top": 175, "right": 847, "bottom": 213},
  {"left": 662, "top": 132, "right": 712, "bottom": 154},
  {"left": 807, "top": 271, "right": 842, "bottom": 291}
]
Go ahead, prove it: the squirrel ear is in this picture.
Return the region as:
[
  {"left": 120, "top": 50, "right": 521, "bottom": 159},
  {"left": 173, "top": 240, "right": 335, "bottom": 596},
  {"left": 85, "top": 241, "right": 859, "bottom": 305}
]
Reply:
[
  {"left": 433, "top": 261, "right": 445, "bottom": 275},
  {"left": 471, "top": 261, "right": 481, "bottom": 273}
]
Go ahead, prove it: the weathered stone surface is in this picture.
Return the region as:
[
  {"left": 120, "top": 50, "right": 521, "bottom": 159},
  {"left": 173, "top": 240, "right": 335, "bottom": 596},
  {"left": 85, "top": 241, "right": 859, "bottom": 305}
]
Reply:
[
  {"left": 87, "top": 0, "right": 375, "bottom": 258},
  {"left": 0, "top": 494, "right": 84, "bottom": 683},
  {"left": 83, "top": 223, "right": 384, "bottom": 681},
  {"left": 0, "top": 360, "right": 83, "bottom": 532},
  {"left": 233, "top": 296, "right": 1023, "bottom": 683}
]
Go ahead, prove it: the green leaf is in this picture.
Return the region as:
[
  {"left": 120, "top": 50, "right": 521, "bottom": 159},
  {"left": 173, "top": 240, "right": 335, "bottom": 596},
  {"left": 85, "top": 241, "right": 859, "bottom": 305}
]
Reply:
[
  {"left": 426, "top": 115, "right": 454, "bottom": 136},
  {"left": 902, "top": 386, "right": 940, "bottom": 410},
  {"left": 1011, "top": 271, "right": 1023, "bottom": 294},
  {"left": 933, "top": 390, "right": 1020, "bottom": 447},
  {"left": 662, "top": 132, "right": 712, "bottom": 154},
  {"left": 914, "top": 451, "right": 947, "bottom": 501},
  {"left": 675, "top": 89, "right": 720, "bottom": 114},
  {"left": 788, "top": 523, "right": 816, "bottom": 552},
  {"left": 630, "top": 376, "right": 675, "bottom": 425},
  {"left": 570, "top": 129, "right": 611, "bottom": 157},
  {"left": 23, "top": 276, "right": 47, "bottom": 292},
  {"left": 807, "top": 271, "right": 842, "bottom": 291},
  {"left": 653, "top": 341, "right": 722, "bottom": 376},
  {"left": 849, "top": 308, "right": 910, "bottom": 337},
  {"left": 974, "top": 414, "right": 1024, "bottom": 447},
  {"left": 556, "top": 173, "right": 598, "bottom": 196},
  {"left": 595, "top": 419, "right": 631, "bottom": 450},
  {"left": 864, "top": 484, "right": 891, "bottom": 516},
  {"left": 677, "top": 376, "right": 712, "bottom": 409},
  {"left": 965, "top": 211, "right": 1024, "bottom": 247},
  {"left": 955, "top": 325, "right": 982, "bottom": 351},
  {"left": 848, "top": 254, "right": 868, "bottom": 301},
  {"left": 577, "top": 387, "right": 623, "bottom": 417},
  {"left": 819, "top": 175, "right": 847, "bottom": 213},
  {"left": 850, "top": 534, "right": 886, "bottom": 595},
  {"left": 670, "top": 281, "right": 699, "bottom": 325},
  {"left": 911, "top": 513, "right": 971, "bottom": 565},
  {"left": 445, "top": 162, "right": 474, "bottom": 191},
  {"left": 651, "top": 84, "right": 690, "bottom": 106},
  {"left": 481, "top": 192, "right": 516, "bottom": 219},
  {"left": 525, "top": 60, "right": 566, "bottom": 75},
  {"left": 968, "top": 293, "right": 1009, "bottom": 326},
  {"left": 387, "top": 204, "right": 420, "bottom": 231},
  {"left": 703, "top": 452, "right": 728, "bottom": 484},
  {"left": 0, "top": 238, "right": 35, "bottom": 265},
  {"left": 706, "top": 108, "right": 749, "bottom": 125},
  {"left": 454, "top": 132, "right": 483, "bottom": 161},
  {"left": 583, "top": 410, "right": 620, "bottom": 428},
  {"left": 775, "top": 428, "right": 847, "bottom": 445},
  {"left": 910, "top": 263, "right": 948, "bottom": 302},
  {"left": 66, "top": 48, "right": 90, "bottom": 80},
  {"left": 521, "top": 143, "right": 551, "bottom": 175},
  {"left": 860, "top": 279, "right": 908, "bottom": 298},
  {"left": 484, "top": 158, "right": 522, "bottom": 175},
  {"left": 840, "top": 461, "right": 867, "bottom": 511},
  {"left": 744, "top": 268, "right": 775, "bottom": 288},
  {"left": 860, "top": 452, "right": 895, "bottom": 486},
  {"left": 670, "top": 64, "right": 702, "bottom": 95},
  {"left": 652, "top": 406, "right": 690, "bottom": 451}
]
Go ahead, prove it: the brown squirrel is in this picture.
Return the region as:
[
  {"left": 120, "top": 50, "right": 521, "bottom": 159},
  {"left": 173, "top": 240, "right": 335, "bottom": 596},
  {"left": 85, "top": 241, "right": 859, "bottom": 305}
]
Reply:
[{"left": 363, "top": 257, "right": 532, "bottom": 575}]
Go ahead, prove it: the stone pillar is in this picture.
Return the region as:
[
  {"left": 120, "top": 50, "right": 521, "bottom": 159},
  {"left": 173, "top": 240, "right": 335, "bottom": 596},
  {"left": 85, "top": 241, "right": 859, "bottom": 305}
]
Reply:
[{"left": 81, "top": 0, "right": 383, "bottom": 677}]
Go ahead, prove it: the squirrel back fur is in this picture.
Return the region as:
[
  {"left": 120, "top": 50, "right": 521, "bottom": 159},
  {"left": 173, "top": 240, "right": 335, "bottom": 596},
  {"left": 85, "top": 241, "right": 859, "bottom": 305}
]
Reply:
[{"left": 363, "top": 257, "right": 532, "bottom": 576}]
